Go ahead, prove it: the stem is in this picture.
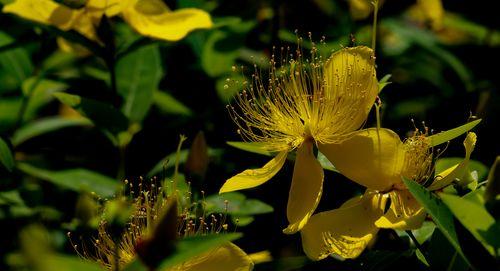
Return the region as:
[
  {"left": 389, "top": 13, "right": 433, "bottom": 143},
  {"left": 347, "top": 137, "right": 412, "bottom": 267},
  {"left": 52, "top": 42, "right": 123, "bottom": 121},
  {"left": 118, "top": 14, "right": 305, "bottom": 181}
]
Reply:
[
  {"left": 117, "top": 145, "right": 126, "bottom": 181},
  {"left": 114, "top": 238, "right": 120, "bottom": 271},
  {"left": 371, "top": 0, "right": 379, "bottom": 53},
  {"left": 109, "top": 57, "right": 118, "bottom": 107},
  {"left": 172, "top": 135, "right": 187, "bottom": 196},
  {"left": 406, "top": 230, "right": 429, "bottom": 263}
]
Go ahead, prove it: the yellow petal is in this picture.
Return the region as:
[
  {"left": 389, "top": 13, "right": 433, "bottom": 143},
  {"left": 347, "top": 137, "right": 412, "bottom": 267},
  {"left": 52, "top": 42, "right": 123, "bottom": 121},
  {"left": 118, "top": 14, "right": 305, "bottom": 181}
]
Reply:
[
  {"left": 219, "top": 151, "right": 287, "bottom": 193},
  {"left": 319, "top": 128, "right": 406, "bottom": 191},
  {"left": 169, "top": 243, "right": 253, "bottom": 271},
  {"left": 348, "top": 0, "right": 373, "bottom": 20},
  {"left": 323, "top": 46, "right": 378, "bottom": 131},
  {"left": 283, "top": 140, "right": 324, "bottom": 234},
  {"left": 3, "top": 0, "right": 77, "bottom": 30},
  {"left": 122, "top": 0, "right": 212, "bottom": 41},
  {"left": 300, "top": 193, "right": 387, "bottom": 260},
  {"left": 375, "top": 190, "right": 426, "bottom": 230},
  {"left": 428, "top": 132, "right": 477, "bottom": 190},
  {"left": 416, "top": 0, "right": 444, "bottom": 30},
  {"left": 86, "top": 0, "right": 128, "bottom": 17}
]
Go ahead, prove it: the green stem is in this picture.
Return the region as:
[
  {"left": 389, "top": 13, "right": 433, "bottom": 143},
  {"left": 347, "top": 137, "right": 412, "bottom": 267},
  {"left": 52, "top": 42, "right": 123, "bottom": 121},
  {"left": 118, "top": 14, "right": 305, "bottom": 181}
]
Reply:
[
  {"left": 172, "top": 135, "right": 187, "bottom": 196},
  {"left": 406, "top": 230, "right": 429, "bottom": 263},
  {"left": 371, "top": 0, "right": 379, "bottom": 52},
  {"left": 114, "top": 237, "right": 120, "bottom": 271}
]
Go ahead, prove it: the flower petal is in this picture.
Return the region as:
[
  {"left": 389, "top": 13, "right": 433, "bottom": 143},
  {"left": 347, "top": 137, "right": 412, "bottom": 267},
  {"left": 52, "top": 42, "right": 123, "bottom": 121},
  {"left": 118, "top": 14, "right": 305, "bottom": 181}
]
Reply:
[
  {"left": 323, "top": 46, "right": 378, "bottom": 131},
  {"left": 428, "top": 132, "right": 477, "bottom": 190},
  {"left": 300, "top": 193, "right": 387, "bottom": 260},
  {"left": 178, "top": 243, "right": 253, "bottom": 271},
  {"left": 319, "top": 128, "right": 406, "bottom": 191},
  {"left": 219, "top": 151, "right": 287, "bottom": 193},
  {"left": 375, "top": 190, "right": 426, "bottom": 230},
  {"left": 283, "top": 140, "right": 324, "bottom": 234},
  {"left": 122, "top": 0, "right": 212, "bottom": 41},
  {"left": 3, "top": 0, "right": 78, "bottom": 30},
  {"left": 86, "top": 0, "right": 126, "bottom": 17}
]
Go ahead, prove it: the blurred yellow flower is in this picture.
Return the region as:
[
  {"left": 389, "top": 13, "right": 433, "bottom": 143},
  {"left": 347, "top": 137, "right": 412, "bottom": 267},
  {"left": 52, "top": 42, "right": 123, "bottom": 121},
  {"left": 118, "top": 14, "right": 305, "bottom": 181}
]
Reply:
[
  {"left": 2, "top": 0, "right": 212, "bottom": 42},
  {"left": 407, "top": 0, "right": 444, "bottom": 30},
  {"left": 70, "top": 178, "right": 253, "bottom": 271},
  {"left": 220, "top": 45, "right": 378, "bottom": 234},
  {"left": 300, "top": 131, "right": 477, "bottom": 260}
]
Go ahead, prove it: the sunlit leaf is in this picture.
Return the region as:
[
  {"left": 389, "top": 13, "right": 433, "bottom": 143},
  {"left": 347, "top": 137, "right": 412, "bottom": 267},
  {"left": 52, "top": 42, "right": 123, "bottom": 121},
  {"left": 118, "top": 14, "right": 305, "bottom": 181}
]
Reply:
[
  {"left": 17, "top": 163, "right": 119, "bottom": 198},
  {"left": 427, "top": 119, "right": 481, "bottom": 147},
  {"left": 440, "top": 190, "right": 500, "bottom": 255},
  {"left": 436, "top": 158, "right": 489, "bottom": 183},
  {"left": 402, "top": 178, "right": 471, "bottom": 267}
]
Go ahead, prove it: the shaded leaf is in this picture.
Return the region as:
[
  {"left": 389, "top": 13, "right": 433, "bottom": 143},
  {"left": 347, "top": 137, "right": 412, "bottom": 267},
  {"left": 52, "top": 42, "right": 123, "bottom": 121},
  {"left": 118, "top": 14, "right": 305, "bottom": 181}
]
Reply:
[
  {"left": 226, "top": 141, "right": 273, "bottom": 156},
  {"left": 12, "top": 117, "right": 92, "bottom": 146},
  {"left": 0, "top": 137, "right": 14, "bottom": 171},
  {"left": 153, "top": 90, "right": 192, "bottom": 116},
  {"left": 0, "top": 31, "right": 33, "bottom": 93},
  {"left": 53, "top": 93, "right": 129, "bottom": 134},
  {"left": 116, "top": 44, "right": 162, "bottom": 122},
  {"left": 205, "top": 192, "right": 274, "bottom": 216},
  {"left": 17, "top": 163, "right": 119, "bottom": 198}
]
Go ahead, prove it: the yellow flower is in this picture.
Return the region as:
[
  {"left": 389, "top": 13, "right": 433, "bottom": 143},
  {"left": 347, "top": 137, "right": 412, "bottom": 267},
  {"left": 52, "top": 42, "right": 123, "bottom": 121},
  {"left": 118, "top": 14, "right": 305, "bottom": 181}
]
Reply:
[
  {"left": 219, "top": 45, "right": 379, "bottom": 234},
  {"left": 300, "top": 130, "right": 477, "bottom": 260},
  {"left": 70, "top": 178, "right": 253, "bottom": 271},
  {"left": 2, "top": 0, "right": 212, "bottom": 42},
  {"left": 407, "top": 0, "right": 444, "bottom": 30}
]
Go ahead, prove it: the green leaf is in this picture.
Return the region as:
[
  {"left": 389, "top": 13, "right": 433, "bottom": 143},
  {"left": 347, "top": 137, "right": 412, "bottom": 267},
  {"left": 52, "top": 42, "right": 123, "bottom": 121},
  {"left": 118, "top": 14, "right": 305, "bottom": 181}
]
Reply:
[
  {"left": 17, "top": 163, "right": 120, "bottom": 198},
  {"left": 215, "top": 74, "right": 246, "bottom": 101},
  {"left": 158, "top": 233, "right": 242, "bottom": 270},
  {"left": 0, "top": 98, "right": 21, "bottom": 132},
  {"left": 205, "top": 192, "right": 273, "bottom": 216},
  {"left": 12, "top": 117, "right": 92, "bottom": 146},
  {"left": 153, "top": 90, "right": 192, "bottom": 116},
  {"left": 53, "top": 93, "right": 129, "bottom": 134},
  {"left": 378, "top": 74, "right": 392, "bottom": 93},
  {"left": 116, "top": 44, "right": 162, "bottom": 122},
  {"left": 428, "top": 230, "right": 468, "bottom": 271},
  {"left": 427, "top": 119, "right": 481, "bottom": 147},
  {"left": 147, "top": 148, "right": 222, "bottom": 178},
  {"left": 202, "top": 30, "right": 239, "bottom": 77},
  {"left": 440, "top": 191, "right": 500, "bottom": 255},
  {"left": 0, "top": 137, "right": 15, "bottom": 171},
  {"left": 436, "top": 158, "right": 489, "bottom": 183},
  {"left": 123, "top": 259, "right": 147, "bottom": 271},
  {"left": 43, "top": 255, "right": 105, "bottom": 271},
  {"left": 227, "top": 141, "right": 273, "bottom": 156},
  {"left": 411, "top": 221, "right": 436, "bottom": 244},
  {"left": 317, "top": 151, "right": 339, "bottom": 172},
  {"left": 402, "top": 177, "right": 471, "bottom": 266},
  {"left": 21, "top": 77, "right": 68, "bottom": 121},
  {"left": 0, "top": 31, "right": 33, "bottom": 93}
]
